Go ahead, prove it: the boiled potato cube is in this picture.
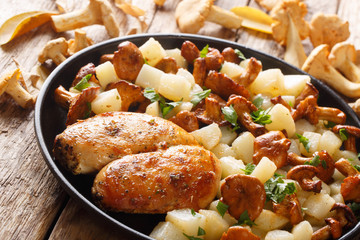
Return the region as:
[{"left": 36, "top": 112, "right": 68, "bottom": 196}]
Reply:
[
  {"left": 330, "top": 180, "right": 342, "bottom": 195},
  {"left": 232, "top": 131, "right": 255, "bottom": 164},
  {"left": 332, "top": 193, "right": 344, "bottom": 203},
  {"left": 188, "top": 84, "right": 203, "bottom": 101},
  {"left": 254, "top": 210, "right": 289, "bottom": 231},
  {"left": 145, "top": 101, "right": 160, "bottom": 117},
  {"left": 265, "top": 230, "right": 294, "bottom": 240},
  {"left": 252, "top": 94, "right": 273, "bottom": 110},
  {"left": 219, "top": 156, "right": 245, "bottom": 178},
  {"left": 332, "top": 169, "right": 346, "bottom": 182},
  {"left": 299, "top": 131, "right": 321, "bottom": 157},
  {"left": 333, "top": 150, "right": 359, "bottom": 164},
  {"left": 251, "top": 157, "right": 277, "bottom": 183},
  {"left": 158, "top": 73, "right": 191, "bottom": 102},
  {"left": 265, "top": 104, "right": 296, "bottom": 137},
  {"left": 295, "top": 119, "right": 316, "bottom": 135},
  {"left": 291, "top": 221, "right": 312, "bottom": 240},
  {"left": 135, "top": 64, "right": 164, "bottom": 90},
  {"left": 95, "top": 61, "right": 120, "bottom": 88},
  {"left": 150, "top": 222, "right": 188, "bottom": 240},
  {"left": 91, "top": 89, "right": 122, "bottom": 114},
  {"left": 251, "top": 227, "right": 267, "bottom": 239},
  {"left": 318, "top": 130, "right": 342, "bottom": 156},
  {"left": 249, "top": 69, "right": 285, "bottom": 97},
  {"left": 219, "top": 126, "right": 238, "bottom": 145},
  {"left": 139, "top": 37, "right": 166, "bottom": 66},
  {"left": 165, "top": 48, "right": 188, "bottom": 69},
  {"left": 199, "top": 209, "right": 229, "bottom": 240},
  {"left": 288, "top": 139, "right": 301, "bottom": 155},
  {"left": 320, "top": 180, "right": 331, "bottom": 195},
  {"left": 191, "top": 123, "right": 222, "bottom": 150},
  {"left": 281, "top": 95, "right": 296, "bottom": 107},
  {"left": 220, "top": 61, "right": 244, "bottom": 78},
  {"left": 303, "top": 193, "right": 335, "bottom": 220},
  {"left": 212, "top": 143, "right": 237, "bottom": 159},
  {"left": 283, "top": 74, "right": 310, "bottom": 97},
  {"left": 208, "top": 200, "right": 237, "bottom": 226},
  {"left": 166, "top": 209, "right": 206, "bottom": 237},
  {"left": 176, "top": 68, "right": 195, "bottom": 87}
]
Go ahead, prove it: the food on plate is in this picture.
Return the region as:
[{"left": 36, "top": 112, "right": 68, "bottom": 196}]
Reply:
[
  {"left": 92, "top": 145, "right": 221, "bottom": 213},
  {"left": 52, "top": 37, "right": 360, "bottom": 240}
]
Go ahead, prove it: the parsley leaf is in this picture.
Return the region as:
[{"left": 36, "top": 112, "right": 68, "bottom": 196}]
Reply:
[
  {"left": 241, "top": 163, "right": 256, "bottom": 175},
  {"left": 159, "top": 100, "right": 182, "bottom": 117},
  {"left": 222, "top": 105, "right": 240, "bottom": 131},
  {"left": 252, "top": 97, "right": 264, "bottom": 109},
  {"left": 235, "top": 210, "right": 256, "bottom": 227},
  {"left": 144, "top": 58, "right": 149, "bottom": 65},
  {"left": 191, "top": 89, "right": 211, "bottom": 106},
  {"left": 191, "top": 209, "right": 196, "bottom": 216},
  {"left": 324, "top": 121, "right": 336, "bottom": 129},
  {"left": 143, "top": 87, "right": 182, "bottom": 117},
  {"left": 339, "top": 128, "right": 349, "bottom": 141},
  {"left": 251, "top": 108, "right": 272, "bottom": 125},
  {"left": 264, "top": 175, "right": 296, "bottom": 203},
  {"left": 321, "top": 160, "right": 328, "bottom": 169},
  {"left": 144, "top": 88, "right": 161, "bottom": 102},
  {"left": 348, "top": 202, "right": 360, "bottom": 221},
  {"left": 216, "top": 201, "right": 229, "bottom": 217},
  {"left": 234, "top": 49, "right": 246, "bottom": 61},
  {"left": 74, "top": 74, "right": 92, "bottom": 91},
  {"left": 288, "top": 101, "right": 294, "bottom": 108},
  {"left": 83, "top": 102, "right": 92, "bottom": 119},
  {"left": 304, "top": 155, "right": 320, "bottom": 166},
  {"left": 353, "top": 164, "right": 360, "bottom": 172},
  {"left": 197, "top": 227, "right": 206, "bottom": 236},
  {"left": 200, "top": 44, "right": 209, "bottom": 58},
  {"left": 296, "top": 133, "right": 310, "bottom": 152},
  {"left": 183, "top": 233, "right": 202, "bottom": 240}
]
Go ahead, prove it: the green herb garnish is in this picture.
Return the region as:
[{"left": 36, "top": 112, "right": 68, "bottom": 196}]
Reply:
[
  {"left": 222, "top": 105, "right": 240, "bottom": 131},
  {"left": 144, "top": 58, "right": 149, "bottom": 65},
  {"left": 324, "top": 121, "right": 336, "bottom": 129},
  {"left": 251, "top": 108, "right": 272, "bottom": 125},
  {"left": 197, "top": 227, "right": 206, "bottom": 236},
  {"left": 144, "top": 87, "right": 161, "bottom": 102},
  {"left": 191, "top": 209, "right": 196, "bottom": 216},
  {"left": 348, "top": 202, "right": 360, "bottom": 221},
  {"left": 191, "top": 89, "right": 211, "bottom": 106},
  {"left": 264, "top": 174, "right": 296, "bottom": 203},
  {"left": 234, "top": 49, "right": 246, "bottom": 60},
  {"left": 183, "top": 233, "right": 202, "bottom": 240},
  {"left": 304, "top": 155, "right": 320, "bottom": 166},
  {"left": 74, "top": 74, "right": 92, "bottom": 91},
  {"left": 143, "top": 87, "right": 182, "bottom": 117},
  {"left": 216, "top": 201, "right": 229, "bottom": 217},
  {"left": 241, "top": 163, "right": 256, "bottom": 175},
  {"left": 296, "top": 133, "right": 311, "bottom": 152},
  {"left": 83, "top": 102, "right": 92, "bottom": 119},
  {"left": 252, "top": 97, "right": 264, "bottom": 109},
  {"left": 353, "top": 164, "right": 360, "bottom": 172},
  {"left": 200, "top": 44, "right": 209, "bottom": 58},
  {"left": 235, "top": 210, "right": 256, "bottom": 227},
  {"left": 339, "top": 128, "right": 349, "bottom": 141}
]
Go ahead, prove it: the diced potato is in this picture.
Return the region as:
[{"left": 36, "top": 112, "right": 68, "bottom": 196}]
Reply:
[
  {"left": 150, "top": 221, "right": 188, "bottom": 240},
  {"left": 219, "top": 156, "right": 245, "bottom": 178},
  {"left": 330, "top": 180, "right": 342, "bottom": 195},
  {"left": 320, "top": 180, "right": 331, "bottom": 195},
  {"left": 296, "top": 190, "right": 315, "bottom": 206},
  {"left": 191, "top": 123, "right": 222, "bottom": 150},
  {"left": 251, "top": 157, "right": 277, "bottom": 183},
  {"left": 165, "top": 102, "right": 194, "bottom": 119},
  {"left": 252, "top": 94, "right": 273, "bottom": 110},
  {"left": 91, "top": 89, "right": 122, "bottom": 114},
  {"left": 281, "top": 95, "right": 296, "bottom": 107},
  {"left": 95, "top": 61, "right": 119, "bottom": 88},
  {"left": 176, "top": 68, "right": 195, "bottom": 87},
  {"left": 165, "top": 48, "right": 188, "bottom": 69},
  {"left": 239, "top": 58, "right": 250, "bottom": 68},
  {"left": 212, "top": 144, "right": 237, "bottom": 159},
  {"left": 199, "top": 209, "right": 229, "bottom": 240},
  {"left": 249, "top": 69, "right": 285, "bottom": 97},
  {"left": 189, "top": 84, "right": 203, "bottom": 101},
  {"left": 295, "top": 119, "right": 316, "bottom": 135},
  {"left": 254, "top": 210, "right": 289, "bottom": 231},
  {"left": 283, "top": 74, "right": 310, "bottom": 97},
  {"left": 220, "top": 61, "right": 244, "bottom": 78},
  {"left": 219, "top": 126, "right": 238, "bottom": 145},
  {"left": 332, "top": 169, "right": 346, "bottom": 182},
  {"left": 135, "top": 64, "right": 164, "bottom": 90},
  {"left": 288, "top": 139, "right": 301, "bottom": 155},
  {"left": 318, "top": 131, "right": 342, "bottom": 156},
  {"left": 291, "top": 221, "right": 313, "bottom": 240},
  {"left": 145, "top": 101, "right": 160, "bottom": 117},
  {"left": 299, "top": 131, "right": 321, "bottom": 157},
  {"left": 232, "top": 131, "right": 255, "bottom": 164},
  {"left": 139, "top": 37, "right": 166, "bottom": 66},
  {"left": 265, "top": 230, "right": 294, "bottom": 240},
  {"left": 208, "top": 200, "right": 237, "bottom": 226},
  {"left": 251, "top": 227, "right": 267, "bottom": 239},
  {"left": 303, "top": 193, "right": 335, "bottom": 220},
  {"left": 333, "top": 150, "right": 359, "bottom": 164},
  {"left": 265, "top": 104, "right": 296, "bottom": 137},
  {"left": 158, "top": 73, "right": 191, "bottom": 101},
  {"left": 304, "top": 215, "right": 326, "bottom": 227},
  {"left": 332, "top": 193, "right": 345, "bottom": 203},
  {"left": 166, "top": 209, "right": 206, "bottom": 237}
]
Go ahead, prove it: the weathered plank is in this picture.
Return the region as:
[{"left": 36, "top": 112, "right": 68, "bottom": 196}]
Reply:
[{"left": 337, "top": 0, "right": 360, "bottom": 47}]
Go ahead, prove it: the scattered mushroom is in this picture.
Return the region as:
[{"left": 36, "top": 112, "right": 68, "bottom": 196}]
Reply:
[
  {"left": 154, "top": 57, "right": 178, "bottom": 74},
  {"left": 233, "top": 57, "right": 262, "bottom": 87},
  {"left": 334, "top": 158, "right": 359, "bottom": 177},
  {"left": 51, "top": 0, "right": 120, "bottom": 38},
  {"left": 287, "top": 165, "right": 322, "bottom": 192},
  {"left": 221, "top": 226, "right": 260, "bottom": 240},
  {"left": 333, "top": 158, "right": 360, "bottom": 202},
  {"left": 220, "top": 174, "right": 266, "bottom": 220},
  {"left": 0, "top": 69, "right": 35, "bottom": 109},
  {"left": 302, "top": 44, "right": 360, "bottom": 98},
  {"left": 253, "top": 131, "right": 291, "bottom": 168},
  {"left": 309, "top": 12, "right": 350, "bottom": 49},
  {"left": 193, "top": 58, "right": 207, "bottom": 86},
  {"left": 221, "top": 47, "right": 241, "bottom": 64},
  {"left": 71, "top": 63, "right": 97, "bottom": 87},
  {"left": 181, "top": 40, "right": 200, "bottom": 63},
  {"left": 272, "top": 194, "right": 303, "bottom": 225},
  {"left": 332, "top": 125, "right": 360, "bottom": 153},
  {"left": 153, "top": 0, "right": 166, "bottom": 6},
  {"left": 194, "top": 94, "right": 228, "bottom": 126},
  {"left": 204, "top": 47, "right": 224, "bottom": 71},
  {"left": 114, "top": 0, "right": 145, "bottom": 18},
  {"left": 38, "top": 37, "right": 69, "bottom": 66},
  {"left": 255, "top": 0, "right": 280, "bottom": 11},
  {"left": 349, "top": 98, "right": 360, "bottom": 118},
  {"left": 294, "top": 82, "right": 318, "bottom": 107},
  {"left": 169, "top": 110, "right": 199, "bottom": 132},
  {"left": 175, "top": 0, "right": 242, "bottom": 34},
  {"left": 67, "top": 29, "right": 94, "bottom": 55}
]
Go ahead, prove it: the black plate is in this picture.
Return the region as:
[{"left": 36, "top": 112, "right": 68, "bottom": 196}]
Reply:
[{"left": 34, "top": 33, "right": 360, "bottom": 239}]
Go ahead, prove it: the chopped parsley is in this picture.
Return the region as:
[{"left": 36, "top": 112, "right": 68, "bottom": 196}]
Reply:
[
  {"left": 288, "top": 101, "right": 294, "bottom": 108},
  {"left": 251, "top": 108, "right": 272, "bottom": 125},
  {"left": 144, "top": 58, "right": 149, "bottom": 65},
  {"left": 216, "top": 201, "right": 229, "bottom": 217},
  {"left": 339, "top": 128, "right": 349, "bottom": 141},
  {"left": 143, "top": 87, "right": 182, "bottom": 117},
  {"left": 183, "top": 233, "right": 202, "bottom": 240},
  {"left": 200, "top": 44, "right": 209, "bottom": 58},
  {"left": 191, "top": 209, "right": 196, "bottom": 216},
  {"left": 296, "top": 133, "right": 310, "bottom": 152},
  {"left": 353, "top": 164, "right": 360, "bottom": 172},
  {"left": 144, "top": 87, "right": 161, "bottom": 102},
  {"left": 190, "top": 89, "right": 211, "bottom": 106},
  {"left": 324, "top": 121, "right": 336, "bottom": 129},
  {"left": 197, "top": 227, "right": 206, "bottom": 236},
  {"left": 241, "top": 163, "right": 256, "bottom": 175},
  {"left": 222, "top": 105, "right": 240, "bottom": 131},
  {"left": 83, "top": 102, "right": 92, "bottom": 119},
  {"left": 74, "top": 74, "right": 92, "bottom": 91},
  {"left": 304, "top": 155, "right": 327, "bottom": 169},
  {"left": 234, "top": 210, "right": 256, "bottom": 227},
  {"left": 264, "top": 174, "right": 296, "bottom": 203},
  {"left": 348, "top": 202, "right": 360, "bottom": 221},
  {"left": 234, "top": 49, "right": 246, "bottom": 60},
  {"left": 252, "top": 96, "right": 264, "bottom": 109}
]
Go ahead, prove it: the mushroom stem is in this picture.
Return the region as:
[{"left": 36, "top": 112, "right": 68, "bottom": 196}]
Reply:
[
  {"left": 54, "top": 85, "right": 78, "bottom": 109},
  {"left": 206, "top": 5, "right": 242, "bottom": 29}
]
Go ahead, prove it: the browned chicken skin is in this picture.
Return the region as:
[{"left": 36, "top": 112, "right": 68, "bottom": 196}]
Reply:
[
  {"left": 53, "top": 112, "right": 199, "bottom": 174},
  {"left": 92, "top": 145, "right": 221, "bottom": 213}
]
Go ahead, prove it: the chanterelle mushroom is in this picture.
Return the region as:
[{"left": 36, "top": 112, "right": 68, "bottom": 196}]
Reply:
[
  {"left": 221, "top": 226, "right": 260, "bottom": 240},
  {"left": 302, "top": 44, "right": 360, "bottom": 98},
  {"left": 329, "top": 42, "right": 360, "bottom": 83},
  {"left": 309, "top": 12, "right": 350, "bottom": 48},
  {"left": 175, "top": 0, "right": 242, "bottom": 34},
  {"left": 332, "top": 125, "right": 360, "bottom": 153},
  {"left": 38, "top": 37, "right": 69, "bottom": 66},
  {"left": 67, "top": 29, "right": 94, "bottom": 56},
  {"left": 51, "top": 0, "right": 120, "bottom": 38},
  {"left": 287, "top": 165, "right": 322, "bottom": 193}
]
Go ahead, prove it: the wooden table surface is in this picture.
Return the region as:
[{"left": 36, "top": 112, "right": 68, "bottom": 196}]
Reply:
[{"left": 1, "top": 0, "right": 360, "bottom": 239}]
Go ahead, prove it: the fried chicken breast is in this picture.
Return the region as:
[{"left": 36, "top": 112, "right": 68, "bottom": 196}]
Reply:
[
  {"left": 53, "top": 112, "right": 199, "bottom": 174},
  {"left": 92, "top": 145, "right": 221, "bottom": 213}
]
